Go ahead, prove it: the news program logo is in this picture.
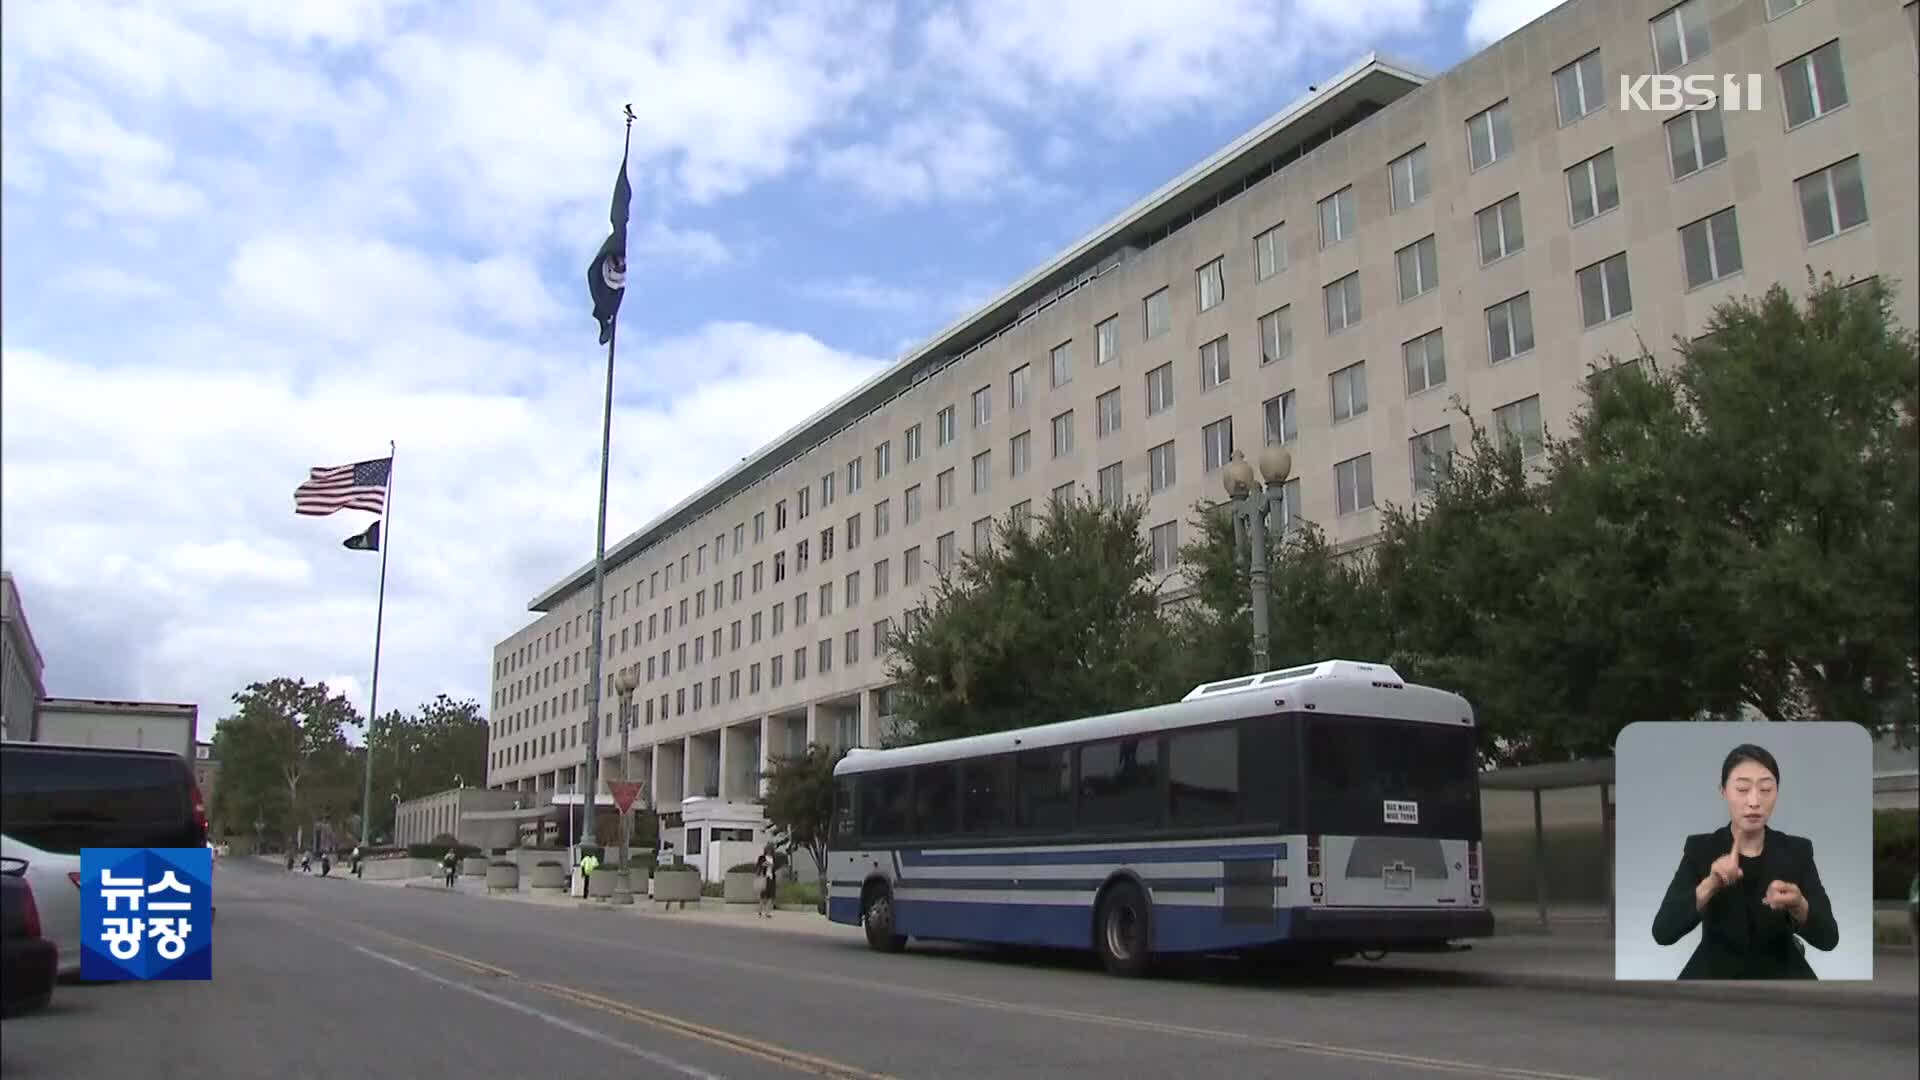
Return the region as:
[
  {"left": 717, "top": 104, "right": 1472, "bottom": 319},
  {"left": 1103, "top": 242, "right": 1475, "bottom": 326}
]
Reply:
[
  {"left": 80, "top": 848, "right": 213, "bottom": 981},
  {"left": 1619, "top": 73, "right": 1765, "bottom": 113}
]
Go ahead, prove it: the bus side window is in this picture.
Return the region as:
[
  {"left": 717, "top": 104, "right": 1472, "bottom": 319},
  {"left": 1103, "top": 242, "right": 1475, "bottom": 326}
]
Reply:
[
  {"left": 832, "top": 778, "right": 858, "bottom": 840},
  {"left": 961, "top": 757, "right": 1014, "bottom": 834},
  {"left": 1240, "top": 714, "right": 1300, "bottom": 831},
  {"left": 1014, "top": 748, "right": 1072, "bottom": 832},
  {"left": 913, "top": 764, "right": 959, "bottom": 837},
  {"left": 862, "top": 769, "right": 911, "bottom": 839},
  {"left": 1168, "top": 724, "right": 1239, "bottom": 827}
]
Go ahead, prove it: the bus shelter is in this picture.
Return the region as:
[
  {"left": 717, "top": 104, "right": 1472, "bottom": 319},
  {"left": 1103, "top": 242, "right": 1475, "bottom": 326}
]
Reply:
[{"left": 1478, "top": 757, "right": 1616, "bottom": 937}]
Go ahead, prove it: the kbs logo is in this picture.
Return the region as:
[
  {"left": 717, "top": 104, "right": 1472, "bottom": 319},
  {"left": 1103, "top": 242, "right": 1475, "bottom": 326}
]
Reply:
[{"left": 1618, "top": 73, "right": 1764, "bottom": 112}]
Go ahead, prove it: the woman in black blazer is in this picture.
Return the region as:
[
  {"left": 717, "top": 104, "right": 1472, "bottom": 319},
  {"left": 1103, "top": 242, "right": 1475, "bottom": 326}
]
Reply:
[{"left": 1651, "top": 744, "right": 1839, "bottom": 978}]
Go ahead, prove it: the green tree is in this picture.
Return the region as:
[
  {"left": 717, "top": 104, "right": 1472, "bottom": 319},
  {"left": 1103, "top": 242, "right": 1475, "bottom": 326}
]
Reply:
[
  {"left": 367, "top": 694, "right": 490, "bottom": 837},
  {"left": 210, "top": 677, "right": 361, "bottom": 847},
  {"left": 885, "top": 494, "right": 1187, "bottom": 745},
  {"left": 1669, "top": 275, "right": 1919, "bottom": 729},
  {"left": 1171, "top": 503, "right": 1389, "bottom": 687},
  {"left": 759, "top": 743, "right": 843, "bottom": 884}
]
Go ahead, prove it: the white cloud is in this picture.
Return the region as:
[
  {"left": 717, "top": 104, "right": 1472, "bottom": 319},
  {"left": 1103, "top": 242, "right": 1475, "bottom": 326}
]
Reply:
[
  {"left": 26, "top": 93, "right": 207, "bottom": 220},
  {"left": 57, "top": 266, "right": 175, "bottom": 299},
  {"left": 0, "top": 0, "right": 1485, "bottom": 743},
  {"left": 0, "top": 314, "right": 881, "bottom": 728},
  {"left": 816, "top": 112, "right": 1031, "bottom": 207},
  {"left": 220, "top": 233, "right": 564, "bottom": 345},
  {"left": 629, "top": 222, "right": 736, "bottom": 274},
  {"left": 1464, "top": 0, "right": 1565, "bottom": 47},
  {"left": 918, "top": 0, "right": 1437, "bottom": 128}
]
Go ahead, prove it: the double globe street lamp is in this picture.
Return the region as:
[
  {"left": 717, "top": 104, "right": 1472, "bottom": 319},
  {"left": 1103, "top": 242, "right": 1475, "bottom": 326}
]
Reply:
[{"left": 1220, "top": 445, "right": 1293, "bottom": 673}]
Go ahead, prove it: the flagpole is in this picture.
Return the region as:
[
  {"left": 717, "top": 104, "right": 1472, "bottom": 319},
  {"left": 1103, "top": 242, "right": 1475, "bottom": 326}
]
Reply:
[
  {"left": 580, "top": 106, "right": 634, "bottom": 852},
  {"left": 360, "top": 440, "right": 395, "bottom": 847}
]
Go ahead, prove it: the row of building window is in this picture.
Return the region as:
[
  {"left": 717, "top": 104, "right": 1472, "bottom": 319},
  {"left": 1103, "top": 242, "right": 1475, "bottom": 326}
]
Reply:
[{"left": 489, "top": 0, "right": 1888, "bottom": 719}]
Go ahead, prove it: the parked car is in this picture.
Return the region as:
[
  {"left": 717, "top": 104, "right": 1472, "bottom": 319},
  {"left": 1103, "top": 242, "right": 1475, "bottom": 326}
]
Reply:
[
  {"left": 0, "top": 837, "right": 79, "bottom": 978},
  {"left": 0, "top": 742, "right": 213, "bottom": 920},
  {"left": 1, "top": 857, "right": 58, "bottom": 1017}
]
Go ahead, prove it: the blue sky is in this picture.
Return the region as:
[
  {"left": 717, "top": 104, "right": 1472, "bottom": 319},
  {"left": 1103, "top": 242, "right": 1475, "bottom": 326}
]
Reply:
[{"left": 0, "top": 0, "right": 1558, "bottom": 740}]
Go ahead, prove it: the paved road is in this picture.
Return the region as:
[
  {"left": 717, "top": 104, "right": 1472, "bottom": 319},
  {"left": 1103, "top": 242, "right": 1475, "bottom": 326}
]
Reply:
[{"left": 4, "top": 860, "right": 1914, "bottom": 1079}]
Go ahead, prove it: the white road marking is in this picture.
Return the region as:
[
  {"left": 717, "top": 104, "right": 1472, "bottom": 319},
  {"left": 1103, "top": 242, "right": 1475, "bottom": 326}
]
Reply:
[{"left": 347, "top": 944, "right": 729, "bottom": 1080}]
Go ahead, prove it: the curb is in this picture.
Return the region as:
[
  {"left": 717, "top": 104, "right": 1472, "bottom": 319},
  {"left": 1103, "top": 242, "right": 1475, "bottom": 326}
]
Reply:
[{"left": 1372, "top": 963, "right": 1918, "bottom": 1010}]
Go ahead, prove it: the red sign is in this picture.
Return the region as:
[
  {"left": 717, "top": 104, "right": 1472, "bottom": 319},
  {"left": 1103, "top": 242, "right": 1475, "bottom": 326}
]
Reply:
[{"left": 608, "top": 781, "right": 645, "bottom": 814}]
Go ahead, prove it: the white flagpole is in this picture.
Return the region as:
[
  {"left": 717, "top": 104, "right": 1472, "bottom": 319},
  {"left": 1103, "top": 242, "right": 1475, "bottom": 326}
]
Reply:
[{"left": 359, "top": 442, "right": 395, "bottom": 847}]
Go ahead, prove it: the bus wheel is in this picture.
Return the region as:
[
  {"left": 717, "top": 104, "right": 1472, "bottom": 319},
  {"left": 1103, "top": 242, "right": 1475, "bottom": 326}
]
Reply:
[
  {"left": 1095, "top": 880, "right": 1152, "bottom": 977},
  {"left": 862, "top": 883, "right": 907, "bottom": 953}
]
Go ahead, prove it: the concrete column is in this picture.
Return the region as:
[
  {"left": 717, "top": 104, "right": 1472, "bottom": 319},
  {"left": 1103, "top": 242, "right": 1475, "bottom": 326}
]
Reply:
[
  {"left": 716, "top": 725, "right": 733, "bottom": 800},
  {"left": 858, "top": 689, "right": 876, "bottom": 749},
  {"left": 758, "top": 715, "right": 773, "bottom": 797},
  {"left": 648, "top": 741, "right": 662, "bottom": 805},
  {"left": 805, "top": 701, "right": 820, "bottom": 748},
  {"left": 681, "top": 735, "right": 695, "bottom": 803}
]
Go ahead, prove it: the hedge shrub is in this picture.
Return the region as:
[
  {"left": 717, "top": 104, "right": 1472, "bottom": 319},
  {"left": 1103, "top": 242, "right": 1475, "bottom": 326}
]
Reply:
[
  {"left": 1873, "top": 808, "right": 1918, "bottom": 901},
  {"left": 407, "top": 841, "right": 482, "bottom": 860}
]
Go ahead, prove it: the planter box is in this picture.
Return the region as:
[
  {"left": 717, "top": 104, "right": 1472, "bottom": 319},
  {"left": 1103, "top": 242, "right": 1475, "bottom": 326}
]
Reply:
[
  {"left": 652, "top": 870, "right": 701, "bottom": 904},
  {"left": 363, "top": 857, "right": 434, "bottom": 882},
  {"left": 587, "top": 871, "right": 616, "bottom": 899},
  {"left": 529, "top": 863, "right": 567, "bottom": 893},
  {"left": 723, "top": 870, "right": 759, "bottom": 904},
  {"left": 486, "top": 863, "right": 519, "bottom": 894},
  {"left": 461, "top": 856, "right": 487, "bottom": 877}
]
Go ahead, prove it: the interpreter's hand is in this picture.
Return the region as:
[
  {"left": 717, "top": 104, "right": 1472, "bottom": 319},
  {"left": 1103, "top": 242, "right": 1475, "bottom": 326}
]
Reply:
[
  {"left": 1707, "top": 831, "right": 1744, "bottom": 892},
  {"left": 1764, "top": 880, "right": 1807, "bottom": 921}
]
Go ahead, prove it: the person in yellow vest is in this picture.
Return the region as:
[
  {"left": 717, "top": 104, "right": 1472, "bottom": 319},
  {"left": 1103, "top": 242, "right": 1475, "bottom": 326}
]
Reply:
[{"left": 578, "top": 851, "right": 599, "bottom": 898}]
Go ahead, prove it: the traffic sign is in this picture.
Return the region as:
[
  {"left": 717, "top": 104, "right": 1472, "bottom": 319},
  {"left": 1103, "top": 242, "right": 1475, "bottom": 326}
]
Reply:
[{"left": 608, "top": 781, "right": 645, "bottom": 814}]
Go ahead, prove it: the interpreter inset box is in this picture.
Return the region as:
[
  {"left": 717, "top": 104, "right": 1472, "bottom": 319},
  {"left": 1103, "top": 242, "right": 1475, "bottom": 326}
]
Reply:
[{"left": 1613, "top": 722, "right": 1872, "bottom": 981}]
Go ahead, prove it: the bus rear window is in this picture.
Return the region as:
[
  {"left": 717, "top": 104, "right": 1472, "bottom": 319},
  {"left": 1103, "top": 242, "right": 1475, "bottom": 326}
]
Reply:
[{"left": 1302, "top": 716, "right": 1480, "bottom": 839}]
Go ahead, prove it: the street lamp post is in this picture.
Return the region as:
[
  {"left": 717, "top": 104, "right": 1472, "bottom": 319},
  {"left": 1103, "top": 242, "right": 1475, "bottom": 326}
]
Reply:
[
  {"left": 1221, "top": 446, "right": 1293, "bottom": 672},
  {"left": 613, "top": 667, "right": 639, "bottom": 887}
]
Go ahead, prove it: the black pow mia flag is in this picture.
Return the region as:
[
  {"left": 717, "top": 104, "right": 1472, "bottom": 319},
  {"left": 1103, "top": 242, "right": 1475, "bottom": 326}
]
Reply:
[
  {"left": 587, "top": 144, "right": 632, "bottom": 345},
  {"left": 342, "top": 520, "right": 380, "bottom": 552}
]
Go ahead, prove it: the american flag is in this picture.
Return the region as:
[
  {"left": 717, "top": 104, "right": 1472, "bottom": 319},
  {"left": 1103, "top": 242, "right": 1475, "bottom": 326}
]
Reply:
[{"left": 294, "top": 457, "right": 391, "bottom": 516}]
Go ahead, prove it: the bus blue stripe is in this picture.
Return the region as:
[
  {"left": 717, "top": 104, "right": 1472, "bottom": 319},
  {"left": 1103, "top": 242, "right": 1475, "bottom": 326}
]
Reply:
[
  {"left": 897, "top": 842, "right": 1286, "bottom": 867},
  {"left": 889, "top": 898, "right": 1296, "bottom": 952}
]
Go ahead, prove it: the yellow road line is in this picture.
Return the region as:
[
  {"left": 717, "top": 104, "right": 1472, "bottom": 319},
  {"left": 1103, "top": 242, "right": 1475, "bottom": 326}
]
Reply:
[
  {"left": 530, "top": 981, "right": 898, "bottom": 1080},
  {"left": 346, "top": 924, "right": 894, "bottom": 1079},
  {"left": 502, "top": 922, "right": 1605, "bottom": 1080},
  {"left": 327, "top": 915, "right": 1596, "bottom": 1079}
]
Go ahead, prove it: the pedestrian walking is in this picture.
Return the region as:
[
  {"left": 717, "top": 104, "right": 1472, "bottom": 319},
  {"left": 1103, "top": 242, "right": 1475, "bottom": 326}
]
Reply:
[
  {"left": 442, "top": 849, "right": 458, "bottom": 888},
  {"left": 755, "top": 844, "right": 777, "bottom": 918}
]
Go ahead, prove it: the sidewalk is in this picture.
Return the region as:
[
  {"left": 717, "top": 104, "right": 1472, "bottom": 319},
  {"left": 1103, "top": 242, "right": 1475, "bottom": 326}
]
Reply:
[{"left": 345, "top": 867, "right": 1918, "bottom": 1008}]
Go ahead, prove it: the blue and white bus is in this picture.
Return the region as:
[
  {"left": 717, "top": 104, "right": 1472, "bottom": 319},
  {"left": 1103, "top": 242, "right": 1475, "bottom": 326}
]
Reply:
[{"left": 826, "top": 660, "right": 1492, "bottom": 976}]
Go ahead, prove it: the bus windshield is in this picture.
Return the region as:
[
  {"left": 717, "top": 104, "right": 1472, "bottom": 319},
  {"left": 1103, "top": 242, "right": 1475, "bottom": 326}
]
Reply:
[{"left": 1302, "top": 715, "right": 1481, "bottom": 839}]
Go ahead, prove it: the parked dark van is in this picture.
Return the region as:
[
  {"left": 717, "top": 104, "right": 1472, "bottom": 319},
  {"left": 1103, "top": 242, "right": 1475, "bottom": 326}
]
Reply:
[{"left": 0, "top": 743, "right": 210, "bottom": 855}]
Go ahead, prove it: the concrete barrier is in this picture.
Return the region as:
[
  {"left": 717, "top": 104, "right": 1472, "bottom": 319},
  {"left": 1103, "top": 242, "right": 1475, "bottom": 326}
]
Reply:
[
  {"left": 653, "top": 868, "right": 701, "bottom": 905},
  {"left": 587, "top": 870, "right": 616, "bottom": 899},
  {"left": 723, "top": 869, "right": 758, "bottom": 904},
  {"left": 362, "top": 857, "right": 434, "bottom": 882},
  {"left": 461, "top": 856, "right": 487, "bottom": 877},
  {"left": 529, "top": 862, "right": 567, "bottom": 895},
  {"left": 486, "top": 862, "right": 519, "bottom": 894}
]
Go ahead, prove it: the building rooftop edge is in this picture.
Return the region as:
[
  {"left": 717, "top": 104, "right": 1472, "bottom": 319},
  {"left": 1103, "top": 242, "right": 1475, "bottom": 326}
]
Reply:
[
  {"left": 37, "top": 697, "right": 199, "bottom": 714},
  {"left": 0, "top": 571, "right": 48, "bottom": 677},
  {"left": 524, "top": 50, "right": 1432, "bottom": 618}
]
